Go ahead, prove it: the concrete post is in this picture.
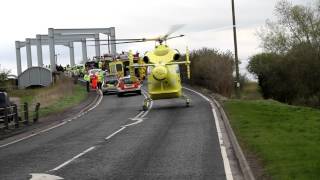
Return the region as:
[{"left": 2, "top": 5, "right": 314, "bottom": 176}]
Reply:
[
  {"left": 94, "top": 34, "right": 100, "bottom": 58},
  {"left": 81, "top": 39, "right": 87, "bottom": 62},
  {"left": 15, "top": 41, "right": 22, "bottom": 75},
  {"left": 110, "top": 27, "right": 117, "bottom": 55},
  {"left": 69, "top": 42, "right": 75, "bottom": 67},
  {"left": 36, "top": 35, "right": 43, "bottom": 67},
  {"left": 48, "top": 28, "right": 56, "bottom": 71},
  {"left": 25, "top": 38, "right": 32, "bottom": 68},
  {"left": 107, "top": 35, "right": 111, "bottom": 54}
]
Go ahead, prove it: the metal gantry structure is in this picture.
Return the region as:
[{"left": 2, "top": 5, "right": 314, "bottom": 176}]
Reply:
[{"left": 15, "top": 27, "right": 116, "bottom": 75}]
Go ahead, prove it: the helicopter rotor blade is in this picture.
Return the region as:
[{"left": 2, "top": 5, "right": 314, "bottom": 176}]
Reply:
[
  {"left": 166, "top": 34, "right": 185, "bottom": 40},
  {"left": 87, "top": 40, "right": 147, "bottom": 46},
  {"left": 86, "top": 25, "right": 186, "bottom": 45},
  {"left": 163, "top": 24, "right": 185, "bottom": 39},
  {"left": 86, "top": 38, "right": 146, "bottom": 42}
]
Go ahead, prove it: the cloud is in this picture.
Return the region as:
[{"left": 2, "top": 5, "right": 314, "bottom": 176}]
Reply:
[{"left": 0, "top": 0, "right": 314, "bottom": 75}]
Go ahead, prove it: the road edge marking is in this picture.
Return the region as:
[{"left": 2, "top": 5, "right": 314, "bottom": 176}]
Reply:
[
  {"left": 183, "top": 87, "right": 233, "bottom": 180},
  {"left": 0, "top": 91, "right": 103, "bottom": 149}
]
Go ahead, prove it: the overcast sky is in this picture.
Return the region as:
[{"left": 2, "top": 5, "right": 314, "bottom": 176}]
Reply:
[{"left": 0, "top": 0, "right": 312, "bottom": 76}]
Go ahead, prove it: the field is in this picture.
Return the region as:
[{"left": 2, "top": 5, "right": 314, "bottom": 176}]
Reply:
[
  {"left": 8, "top": 77, "right": 87, "bottom": 118},
  {"left": 224, "top": 83, "right": 320, "bottom": 179}
]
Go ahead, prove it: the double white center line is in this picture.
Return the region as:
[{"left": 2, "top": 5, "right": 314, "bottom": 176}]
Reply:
[{"left": 49, "top": 90, "right": 153, "bottom": 172}]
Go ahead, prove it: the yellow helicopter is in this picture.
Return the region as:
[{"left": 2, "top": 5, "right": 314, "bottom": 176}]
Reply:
[
  {"left": 92, "top": 26, "right": 191, "bottom": 110},
  {"left": 127, "top": 34, "right": 191, "bottom": 110}
]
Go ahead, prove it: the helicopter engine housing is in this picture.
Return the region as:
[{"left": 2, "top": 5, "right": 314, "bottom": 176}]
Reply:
[{"left": 152, "top": 65, "right": 167, "bottom": 81}]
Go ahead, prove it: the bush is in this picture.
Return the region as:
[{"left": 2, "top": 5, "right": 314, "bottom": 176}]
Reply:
[
  {"left": 181, "top": 48, "right": 234, "bottom": 97},
  {"left": 248, "top": 45, "right": 320, "bottom": 107}
]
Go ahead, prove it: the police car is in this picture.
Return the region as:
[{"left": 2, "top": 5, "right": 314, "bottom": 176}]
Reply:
[
  {"left": 116, "top": 76, "right": 142, "bottom": 97},
  {"left": 101, "top": 75, "right": 118, "bottom": 94}
]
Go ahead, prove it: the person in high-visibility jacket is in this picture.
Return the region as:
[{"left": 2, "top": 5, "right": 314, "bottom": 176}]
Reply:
[
  {"left": 98, "top": 61, "right": 103, "bottom": 70},
  {"left": 83, "top": 73, "right": 90, "bottom": 92},
  {"left": 97, "top": 71, "right": 104, "bottom": 89},
  {"left": 91, "top": 74, "right": 98, "bottom": 89}
]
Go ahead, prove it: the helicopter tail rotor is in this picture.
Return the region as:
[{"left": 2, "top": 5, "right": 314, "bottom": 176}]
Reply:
[{"left": 186, "top": 46, "right": 191, "bottom": 79}]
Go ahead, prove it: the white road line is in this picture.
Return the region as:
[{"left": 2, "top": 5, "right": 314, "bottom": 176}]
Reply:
[
  {"left": 133, "top": 111, "right": 144, "bottom": 119},
  {"left": 49, "top": 90, "right": 152, "bottom": 172},
  {"left": 39, "top": 122, "right": 68, "bottom": 134},
  {"left": 0, "top": 133, "right": 37, "bottom": 148},
  {"left": 0, "top": 91, "right": 103, "bottom": 149},
  {"left": 183, "top": 87, "right": 233, "bottom": 180},
  {"left": 49, "top": 146, "right": 96, "bottom": 172},
  {"left": 104, "top": 127, "right": 126, "bottom": 140},
  {"left": 87, "top": 90, "right": 103, "bottom": 112},
  {"left": 0, "top": 122, "right": 68, "bottom": 149},
  {"left": 104, "top": 89, "right": 153, "bottom": 141},
  {"left": 125, "top": 118, "right": 144, "bottom": 127},
  {"left": 48, "top": 90, "right": 149, "bottom": 172}
]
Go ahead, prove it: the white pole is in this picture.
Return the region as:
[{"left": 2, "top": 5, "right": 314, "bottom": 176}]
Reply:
[
  {"left": 81, "top": 39, "right": 87, "bottom": 62},
  {"left": 36, "top": 34, "right": 43, "bottom": 67},
  {"left": 15, "top": 41, "right": 22, "bottom": 75},
  {"left": 94, "top": 34, "right": 100, "bottom": 57},
  {"left": 25, "top": 38, "right": 32, "bottom": 68},
  {"left": 69, "top": 42, "right": 75, "bottom": 67},
  {"left": 110, "top": 27, "right": 116, "bottom": 55},
  {"left": 48, "top": 28, "right": 56, "bottom": 71}
]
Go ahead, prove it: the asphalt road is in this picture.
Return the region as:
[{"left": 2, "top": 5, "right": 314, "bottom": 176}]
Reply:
[{"left": 0, "top": 87, "right": 228, "bottom": 180}]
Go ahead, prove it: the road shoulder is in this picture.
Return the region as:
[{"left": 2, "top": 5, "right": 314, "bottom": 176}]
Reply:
[
  {"left": 185, "top": 85, "right": 253, "bottom": 180},
  {"left": 0, "top": 91, "right": 101, "bottom": 145}
]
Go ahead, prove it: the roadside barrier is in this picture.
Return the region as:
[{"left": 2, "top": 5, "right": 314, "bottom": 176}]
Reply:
[{"left": 0, "top": 102, "right": 40, "bottom": 130}]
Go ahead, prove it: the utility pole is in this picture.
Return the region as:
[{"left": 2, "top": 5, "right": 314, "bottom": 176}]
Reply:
[{"left": 231, "top": 0, "right": 241, "bottom": 98}]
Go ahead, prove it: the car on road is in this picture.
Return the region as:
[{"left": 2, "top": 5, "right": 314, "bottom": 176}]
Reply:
[
  {"left": 102, "top": 75, "right": 118, "bottom": 94},
  {"left": 117, "top": 76, "right": 142, "bottom": 97}
]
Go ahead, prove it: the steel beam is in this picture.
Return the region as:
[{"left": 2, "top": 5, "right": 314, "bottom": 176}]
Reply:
[
  {"left": 110, "top": 27, "right": 116, "bottom": 55},
  {"left": 15, "top": 41, "right": 22, "bottom": 76},
  {"left": 48, "top": 28, "right": 56, "bottom": 71},
  {"left": 39, "top": 34, "right": 96, "bottom": 41},
  {"left": 53, "top": 28, "right": 111, "bottom": 35},
  {"left": 38, "top": 34, "right": 95, "bottom": 67},
  {"left": 81, "top": 39, "right": 87, "bottom": 62},
  {"left": 46, "top": 27, "right": 116, "bottom": 71},
  {"left": 36, "top": 35, "right": 43, "bottom": 67},
  {"left": 94, "top": 34, "right": 100, "bottom": 57},
  {"left": 69, "top": 42, "right": 75, "bottom": 67},
  {"left": 25, "top": 38, "right": 32, "bottom": 68}
]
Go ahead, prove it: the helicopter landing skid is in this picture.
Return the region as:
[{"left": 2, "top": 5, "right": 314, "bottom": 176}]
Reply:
[
  {"left": 143, "top": 98, "right": 152, "bottom": 111},
  {"left": 182, "top": 94, "right": 191, "bottom": 107}
]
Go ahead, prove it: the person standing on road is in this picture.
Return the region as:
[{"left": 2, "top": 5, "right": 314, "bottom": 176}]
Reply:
[{"left": 83, "top": 72, "right": 90, "bottom": 92}]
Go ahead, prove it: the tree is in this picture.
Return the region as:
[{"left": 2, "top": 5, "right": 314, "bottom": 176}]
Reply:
[
  {"left": 0, "top": 67, "right": 11, "bottom": 91},
  {"left": 0, "top": 67, "right": 11, "bottom": 82},
  {"left": 249, "top": 1, "right": 320, "bottom": 107},
  {"left": 258, "top": 0, "right": 320, "bottom": 56}
]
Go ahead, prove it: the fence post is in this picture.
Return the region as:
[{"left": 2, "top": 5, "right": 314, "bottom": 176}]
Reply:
[
  {"left": 24, "top": 102, "right": 29, "bottom": 125},
  {"left": 4, "top": 107, "right": 8, "bottom": 129},
  {"left": 13, "top": 104, "right": 19, "bottom": 128},
  {"left": 33, "top": 103, "right": 40, "bottom": 122}
]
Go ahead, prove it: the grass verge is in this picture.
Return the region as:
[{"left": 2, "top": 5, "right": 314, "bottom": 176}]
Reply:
[
  {"left": 38, "top": 84, "right": 87, "bottom": 117},
  {"left": 224, "top": 99, "right": 320, "bottom": 180},
  {"left": 8, "top": 77, "right": 87, "bottom": 118}
]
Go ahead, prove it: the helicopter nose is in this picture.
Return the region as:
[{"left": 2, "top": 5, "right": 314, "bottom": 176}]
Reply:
[{"left": 152, "top": 66, "right": 168, "bottom": 81}]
